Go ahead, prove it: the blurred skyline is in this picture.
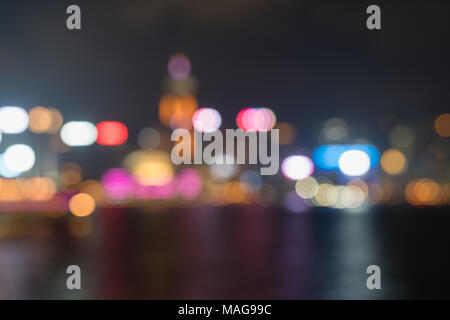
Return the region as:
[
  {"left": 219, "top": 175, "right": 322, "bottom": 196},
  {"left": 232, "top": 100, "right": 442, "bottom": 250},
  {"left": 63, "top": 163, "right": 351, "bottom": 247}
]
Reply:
[{"left": 1, "top": 0, "right": 449, "bottom": 127}]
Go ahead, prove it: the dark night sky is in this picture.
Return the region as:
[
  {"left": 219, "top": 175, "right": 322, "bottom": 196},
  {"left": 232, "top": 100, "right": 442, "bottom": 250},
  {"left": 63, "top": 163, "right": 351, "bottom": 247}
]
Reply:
[{"left": 0, "top": 0, "right": 449, "bottom": 174}]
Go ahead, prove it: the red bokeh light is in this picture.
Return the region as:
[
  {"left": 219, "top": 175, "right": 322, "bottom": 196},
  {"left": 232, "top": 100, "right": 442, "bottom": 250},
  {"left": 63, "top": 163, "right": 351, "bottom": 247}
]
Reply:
[{"left": 96, "top": 121, "right": 128, "bottom": 146}]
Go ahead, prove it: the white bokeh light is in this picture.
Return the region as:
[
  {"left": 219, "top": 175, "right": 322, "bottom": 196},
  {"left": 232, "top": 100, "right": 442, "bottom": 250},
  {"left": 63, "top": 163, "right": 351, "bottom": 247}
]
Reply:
[
  {"left": 0, "top": 106, "right": 29, "bottom": 134},
  {"left": 4, "top": 144, "right": 35, "bottom": 173},
  {"left": 192, "top": 108, "right": 222, "bottom": 133},
  {"left": 61, "top": 121, "right": 97, "bottom": 146},
  {"left": 338, "top": 150, "right": 371, "bottom": 176},
  {"left": 0, "top": 153, "right": 21, "bottom": 178},
  {"left": 281, "top": 155, "right": 314, "bottom": 180}
]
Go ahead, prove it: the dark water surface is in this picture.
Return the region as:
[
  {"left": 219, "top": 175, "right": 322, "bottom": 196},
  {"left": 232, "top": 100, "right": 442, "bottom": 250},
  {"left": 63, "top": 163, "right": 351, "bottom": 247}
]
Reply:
[{"left": 0, "top": 206, "right": 449, "bottom": 299}]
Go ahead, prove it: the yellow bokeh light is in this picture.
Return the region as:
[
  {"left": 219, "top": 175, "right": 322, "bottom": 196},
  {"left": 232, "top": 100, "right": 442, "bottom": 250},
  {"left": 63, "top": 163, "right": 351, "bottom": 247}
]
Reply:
[
  {"left": 295, "top": 177, "right": 319, "bottom": 199},
  {"left": 340, "top": 185, "right": 366, "bottom": 208},
  {"left": 381, "top": 149, "right": 406, "bottom": 175},
  {"left": 124, "top": 150, "right": 174, "bottom": 186},
  {"left": 315, "top": 183, "right": 338, "bottom": 207},
  {"left": 435, "top": 113, "right": 450, "bottom": 137},
  {"left": 69, "top": 193, "right": 96, "bottom": 217}
]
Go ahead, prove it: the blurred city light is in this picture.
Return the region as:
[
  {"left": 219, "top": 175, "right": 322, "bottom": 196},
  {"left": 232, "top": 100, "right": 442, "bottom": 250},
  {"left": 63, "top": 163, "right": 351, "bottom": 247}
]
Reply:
[
  {"left": 312, "top": 144, "right": 379, "bottom": 170},
  {"left": 61, "top": 121, "right": 98, "bottom": 146},
  {"left": 168, "top": 54, "right": 191, "bottom": 81},
  {"left": 338, "top": 150, "right": 371, "bottom": 177},
  {"left": 193, "top": 108, "right": 222, "bottom": 133},
  {"left": 381, "top": 149, "right": 407, "bottom": 175},
  {"left": 0, "top": 106, "right": 29, "bottom": 134},
  {"left": 159, "top": 94, "right": 198, "bottom": 128},
  {"left": 295, "top": 177, "right": 319, "bottom": 199},
  {"left": 176, "top": 168, "right": 203, "bottom": 200},
  {"left": 124, "top": 150, "right": 174, "bottom": 186},
  {"left": 28, "top": 107, "right": 53, "bottom": 133},
  {"left": 101, "top": 168, "right": 135, "bottom": 202},
  {"left": 0, "top": 153, "right": 21, "bottom": 178},
  {"left": 4, "top": 144, "right": 36, "bottom": 173},
  {"left": 69, "top": 193, "right": 96, "bottom": 217},
  {"left": 281, "top": 155, "right": 314, "bottom": 180},
  {"left": 96, "top": 121, "right": 128, "bottom": 146},
  {"left": 236, "top": 107, "right": 276, "bottom": 132},
  {"left": 435, "top": 113, "right": 450, "bottom": 137}
]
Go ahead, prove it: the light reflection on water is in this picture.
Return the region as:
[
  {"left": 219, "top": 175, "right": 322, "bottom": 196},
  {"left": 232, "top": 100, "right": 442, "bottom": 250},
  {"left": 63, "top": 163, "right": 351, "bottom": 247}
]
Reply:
[{"left": 0, "top": 206, "right": 447, "bottom": 299}]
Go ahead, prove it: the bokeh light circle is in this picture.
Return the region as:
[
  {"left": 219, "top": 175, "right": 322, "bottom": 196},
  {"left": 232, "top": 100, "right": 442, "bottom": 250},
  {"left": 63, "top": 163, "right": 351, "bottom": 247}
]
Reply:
[
  {"left": 168, "top": 54, "right": 191, "bottom": 81},
  {"left": 338, "top": 150, "right": 370, "bottom": 177},
  {"left": 69, "top": 193, "right": 96, "bottom": 217},
  {"left": 381, "top": 149, "right": 407, "bottom": 175},
  {"left": 4, "top": 144, "right": 36, "bottom": 173},
  {"left": 61, "top": 121, "right": 98, "bottom": 146},
  {"left": 0, "top": 106, "right": 29, "bottom": 134},
  {"left": 281, "top": 155, "right": 314, "bottom": 180},
  {"left": 192, "top": 108, "right": 222, "bottom": 133}
]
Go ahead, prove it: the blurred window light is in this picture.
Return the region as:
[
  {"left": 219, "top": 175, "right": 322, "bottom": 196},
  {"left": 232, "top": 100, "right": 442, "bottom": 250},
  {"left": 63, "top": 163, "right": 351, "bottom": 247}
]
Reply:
[
  {"left": 435, "top": 113, "right": 450, "bottom": 137},
  {"left": 168, "top": 54, "right": 191, "bottom": 81},
  {"left": 380, "top": 149, "right": 407, "bottom": 175},
  {"left": 338, "top": 150, "right": 371, "bottom": 177},
  {"left": 4, "top": 144, "right": 35, "bottom": 173},
  {"left": 281, "top": 155, "right": 314, "bottom": 180},
  {"left": 193, "top": 108, "right": 222, "bottom": 133},
  {"left": 96, "top": 121, "right": 128, "bottom": 146},
  {"left": 312, "top": 144, "right": 379, "bottom": 170},
  {"left": 61, "top": 121, "right": 97, "bottom": 146},
  {"left": 0, "top": 106, "right": 29, "bottom": 134}
]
